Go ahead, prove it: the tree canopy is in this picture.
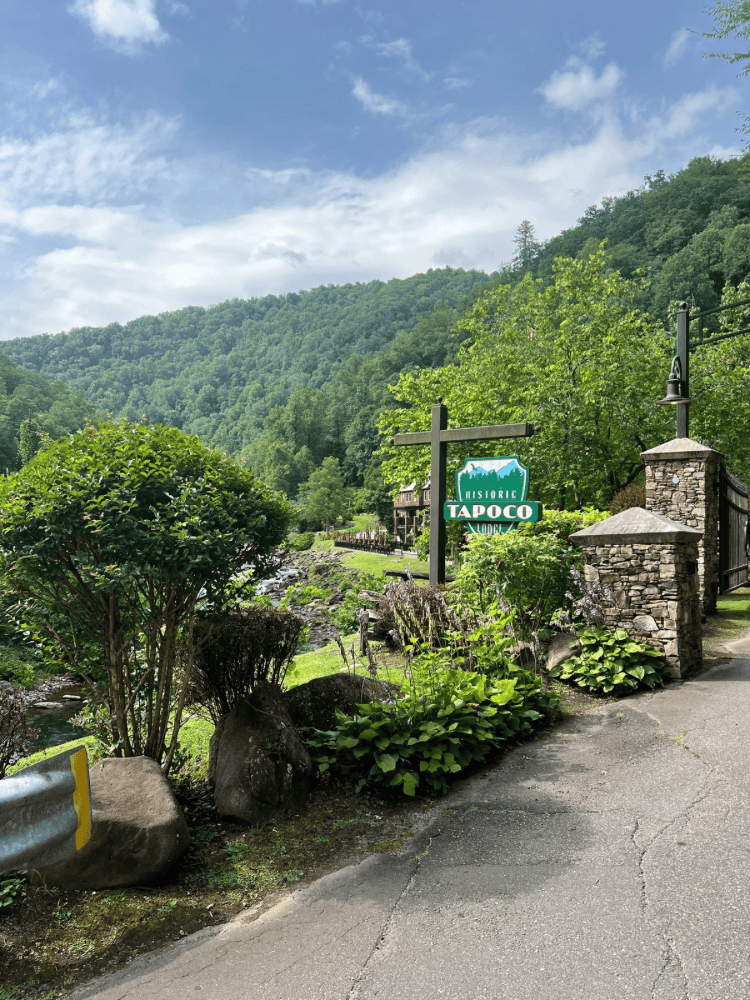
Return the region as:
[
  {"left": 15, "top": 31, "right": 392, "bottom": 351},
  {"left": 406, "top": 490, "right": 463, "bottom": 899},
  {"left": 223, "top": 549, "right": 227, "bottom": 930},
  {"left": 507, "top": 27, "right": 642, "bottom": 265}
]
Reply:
[
  {"left": 0, "top": 421, "right": 292, "bottom": 770},
  {"left": 0, "top": 352, "right": 98, "bottom": 472},
  {"left": 379, "top": 247, "right": 674, "bottom": 509}
]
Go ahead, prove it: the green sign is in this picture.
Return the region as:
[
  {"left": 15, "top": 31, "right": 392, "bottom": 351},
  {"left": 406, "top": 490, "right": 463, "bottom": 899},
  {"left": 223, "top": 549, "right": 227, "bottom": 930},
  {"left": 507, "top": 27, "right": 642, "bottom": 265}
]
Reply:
[{"left": 443, "top": 456, "right": 541, "bottom": 535}]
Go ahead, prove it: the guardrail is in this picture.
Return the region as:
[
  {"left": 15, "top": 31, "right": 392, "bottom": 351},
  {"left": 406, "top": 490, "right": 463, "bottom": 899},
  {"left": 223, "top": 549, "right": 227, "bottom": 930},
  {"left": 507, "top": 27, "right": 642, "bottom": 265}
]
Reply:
[{"left": 0, "top": 745, "right": 92, "bottom": 871}]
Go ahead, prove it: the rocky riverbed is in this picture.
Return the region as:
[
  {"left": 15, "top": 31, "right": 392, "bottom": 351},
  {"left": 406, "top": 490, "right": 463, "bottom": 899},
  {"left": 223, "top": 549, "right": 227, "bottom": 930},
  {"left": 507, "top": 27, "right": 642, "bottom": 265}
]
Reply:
[{"left": 256, "top": 548, "right": 355, "bottom": 648}]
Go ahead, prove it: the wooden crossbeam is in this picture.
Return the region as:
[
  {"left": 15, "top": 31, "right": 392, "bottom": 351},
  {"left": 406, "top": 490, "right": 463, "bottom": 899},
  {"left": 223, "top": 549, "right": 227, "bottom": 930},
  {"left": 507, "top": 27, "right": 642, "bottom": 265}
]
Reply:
[
  {"left": 393, "top": 422, "right": 534, "bottom": 448},
  {"left": 391, "top": 399, "right": 536, "bottom": 585}
]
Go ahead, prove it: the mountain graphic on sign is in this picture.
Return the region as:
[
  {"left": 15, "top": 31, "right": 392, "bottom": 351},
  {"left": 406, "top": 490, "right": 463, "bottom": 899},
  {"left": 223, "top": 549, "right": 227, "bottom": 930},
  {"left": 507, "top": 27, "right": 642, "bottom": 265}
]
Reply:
[{"left": 456, "top": 457, "right": 527, "bottom": 502}]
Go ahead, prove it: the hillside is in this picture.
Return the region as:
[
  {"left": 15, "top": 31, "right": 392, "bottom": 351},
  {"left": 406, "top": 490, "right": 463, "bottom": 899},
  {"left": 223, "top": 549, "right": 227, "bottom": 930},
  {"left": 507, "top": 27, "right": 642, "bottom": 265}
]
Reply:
[
  {"left": 0, "top": 353, "right": 98, "bottom": 471},
  {"left": 526, "top": 155, "right": 750, "bottom": 325},
  {"left": 0, "top": 269, "right": 492, "bottom": 472},
  {"left": 3, "top": 153, "right": 750, "bottom": 493}
]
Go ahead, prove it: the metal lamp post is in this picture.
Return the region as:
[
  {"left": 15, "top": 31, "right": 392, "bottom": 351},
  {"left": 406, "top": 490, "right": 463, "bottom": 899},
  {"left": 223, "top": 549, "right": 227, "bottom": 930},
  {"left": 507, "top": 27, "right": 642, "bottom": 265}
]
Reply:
[
  {"left": 657, "top": 302, "right": 691, "bottom": 437},
  {"left": 657, "top": 296, "right": 750, "bottom": 438}
]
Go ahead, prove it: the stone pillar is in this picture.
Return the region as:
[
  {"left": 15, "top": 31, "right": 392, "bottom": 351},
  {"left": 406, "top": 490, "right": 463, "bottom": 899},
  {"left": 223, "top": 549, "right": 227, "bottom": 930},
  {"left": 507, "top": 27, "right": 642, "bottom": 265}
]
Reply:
[
  {"left": 570, "top": 507, "right": 703, "bottom": 679},
  {"left": 641, "top": 438, "right": 721, "bottom": 615}
]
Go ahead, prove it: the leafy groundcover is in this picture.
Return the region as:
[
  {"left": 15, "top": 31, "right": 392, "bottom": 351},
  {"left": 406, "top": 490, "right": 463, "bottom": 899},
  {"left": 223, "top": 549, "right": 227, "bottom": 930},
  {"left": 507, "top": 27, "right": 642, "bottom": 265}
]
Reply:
[
  {"left": 549, "top": 627, "right": 670, "bottom": 696},
  {"left": 305, "top": 663, "right": 558, "bottom": 797}
]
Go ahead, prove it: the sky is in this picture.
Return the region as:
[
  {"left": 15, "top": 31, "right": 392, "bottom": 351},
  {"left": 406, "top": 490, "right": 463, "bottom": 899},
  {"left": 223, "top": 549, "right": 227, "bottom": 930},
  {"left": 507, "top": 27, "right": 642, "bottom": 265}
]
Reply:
[{"left": 0, "top": 0, "right": 748, "bottom": 340}]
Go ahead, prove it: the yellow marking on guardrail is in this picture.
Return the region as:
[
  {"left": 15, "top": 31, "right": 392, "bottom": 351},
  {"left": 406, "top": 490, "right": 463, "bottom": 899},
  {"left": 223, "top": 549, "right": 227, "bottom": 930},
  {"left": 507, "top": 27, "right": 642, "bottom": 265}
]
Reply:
[{"left": 69, "top": 747, "right": 91, "bottom": 850}]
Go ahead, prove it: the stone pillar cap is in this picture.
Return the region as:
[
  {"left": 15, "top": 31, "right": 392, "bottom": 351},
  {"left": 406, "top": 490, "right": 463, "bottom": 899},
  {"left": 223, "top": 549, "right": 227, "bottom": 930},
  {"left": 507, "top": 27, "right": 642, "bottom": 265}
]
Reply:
[
  {"left": 641, "top": 437, "right": 722, "bottom": 461},
  {"left": 570, "top": 507, "right": 703, "bottom": 546}
]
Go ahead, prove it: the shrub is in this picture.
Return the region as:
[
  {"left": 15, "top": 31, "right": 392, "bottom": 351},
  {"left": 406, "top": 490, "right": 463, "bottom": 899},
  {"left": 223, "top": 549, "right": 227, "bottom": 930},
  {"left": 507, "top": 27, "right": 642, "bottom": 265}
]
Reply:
[
  {"left": 306, "top": 661, "right": 557, "bottom": 796},
  {"left": 455, "top": 530, "right": 577, "bottom": 623},
  {"left": 287, "top": 532, "right": 315, "bottom": 552},
  {"left": 330, "top": 571, "right": 385, "bottom": 634},
  {"left": 364, "top": 576, "right": 465, "bottom": 651},
  {"left": 549, "top": 626, "right": 670, "bottom": 695},
  {"left": 0, "top": 420, "right": 291, "bottom": 773},
  {"left": 608, "top": 482, "right": 647, "bottom": 514},
  {"left": 0, "top": 645, "right": 41, "bottom": 689},
  {"left": 518, "top": 506, "right": 609, "bottom": 541},
  {"left": 188, "top": 606, "right": 305, "bottom": 723}
]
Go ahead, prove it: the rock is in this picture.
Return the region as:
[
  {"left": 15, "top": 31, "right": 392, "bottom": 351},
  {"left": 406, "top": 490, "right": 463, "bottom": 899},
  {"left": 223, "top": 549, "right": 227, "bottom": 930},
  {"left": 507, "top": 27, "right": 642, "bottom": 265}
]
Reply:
[
  {"left": 0, "top": 680, "right": 15, "bottom": 693},
  {"left": 545, "top": 632, "right": 581, "bottom": 672},
  {"left": 285, "top": 673, "right": 401, "bottom": 732},
  {"left": 31, "top": 756, "right": 190, "bottom": 890},
  {"left": 508, "top": 642, "right": 536, "bottom": 668},
  {"left": 61, "top": 694, "right": 83, "bottom": 701},
  {"left": 31, "top": 701, "right": 67, "bottom": 710},
  {"left": 210, "top": 682, "right": 313, "bottom": 826},
  {"left": 633, "top": 615, "right": 659, "bottom": 633}
]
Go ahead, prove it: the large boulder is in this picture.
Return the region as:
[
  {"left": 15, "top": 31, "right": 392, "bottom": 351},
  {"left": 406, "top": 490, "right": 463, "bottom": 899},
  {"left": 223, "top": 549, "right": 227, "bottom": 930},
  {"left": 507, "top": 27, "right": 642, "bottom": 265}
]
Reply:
[
  {"left": 285, "top": 673, "right": 401, "bottom": 732},
  {"left": 210, "top": 682, "right": 313, "bottom": 826},
  {"left": 545, "top": 631, "right": 581, "bottom": 672},
  {"left": 31, "top": 756, "right": 189, "bottom": 890}
]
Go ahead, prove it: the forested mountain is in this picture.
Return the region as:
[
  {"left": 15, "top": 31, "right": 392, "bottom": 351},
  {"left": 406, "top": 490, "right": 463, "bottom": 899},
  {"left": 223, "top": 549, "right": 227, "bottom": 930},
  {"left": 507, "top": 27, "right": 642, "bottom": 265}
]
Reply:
[
  {"left": 0, "top": 269, "right": 491, "bottom": 492},
  {"left": 518, "top": 155, "right": 750, "bottom": 327},
  {"left": 3, "top": 153, "right": 750, "bottom": 497},
  {"left": 0, "top": 353, "right": 98, "bottom": 471}
]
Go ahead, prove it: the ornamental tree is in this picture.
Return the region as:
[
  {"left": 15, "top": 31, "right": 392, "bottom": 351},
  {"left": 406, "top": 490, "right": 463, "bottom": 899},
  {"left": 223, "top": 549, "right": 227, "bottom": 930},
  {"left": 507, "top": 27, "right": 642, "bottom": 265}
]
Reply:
[{"left": 0, "top": 421, "right": 291, "bottom": 772}]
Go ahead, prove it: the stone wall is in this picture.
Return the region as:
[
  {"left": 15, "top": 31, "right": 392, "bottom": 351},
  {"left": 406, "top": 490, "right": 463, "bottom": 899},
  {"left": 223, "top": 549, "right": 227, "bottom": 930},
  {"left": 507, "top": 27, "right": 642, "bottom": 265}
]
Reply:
[
  {"left": 641, "top": 438, "right": 721, "bottom": 615},
  {"left": 571, "top": 508, "right": 703, "bottom": 679}
]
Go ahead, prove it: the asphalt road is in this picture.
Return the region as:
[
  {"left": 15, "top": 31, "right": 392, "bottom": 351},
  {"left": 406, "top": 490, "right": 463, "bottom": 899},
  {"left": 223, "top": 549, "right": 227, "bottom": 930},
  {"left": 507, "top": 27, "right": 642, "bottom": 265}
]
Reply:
[{"left": 70, "top": 636, "right": 750, "bottom": 1000}]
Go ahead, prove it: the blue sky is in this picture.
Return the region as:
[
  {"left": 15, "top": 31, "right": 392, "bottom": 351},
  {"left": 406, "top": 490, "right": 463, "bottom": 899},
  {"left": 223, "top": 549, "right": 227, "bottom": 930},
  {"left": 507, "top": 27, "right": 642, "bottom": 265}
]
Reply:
[{"left": 0, "top": 0, "right": 747, "bottom": 339}]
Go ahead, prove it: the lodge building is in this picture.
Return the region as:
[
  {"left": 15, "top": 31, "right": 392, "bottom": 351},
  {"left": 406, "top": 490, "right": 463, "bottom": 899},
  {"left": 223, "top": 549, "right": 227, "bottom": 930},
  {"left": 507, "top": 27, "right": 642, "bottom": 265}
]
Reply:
[{"left": 393, "top": 480, "right": 430, "bottom": 549}]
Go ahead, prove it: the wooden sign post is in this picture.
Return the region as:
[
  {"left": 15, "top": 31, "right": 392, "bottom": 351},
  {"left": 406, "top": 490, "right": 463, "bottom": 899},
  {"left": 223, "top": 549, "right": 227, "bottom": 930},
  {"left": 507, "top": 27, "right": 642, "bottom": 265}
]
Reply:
[{"left": 393, "top": 398, "right": 536, "bottom": 585}]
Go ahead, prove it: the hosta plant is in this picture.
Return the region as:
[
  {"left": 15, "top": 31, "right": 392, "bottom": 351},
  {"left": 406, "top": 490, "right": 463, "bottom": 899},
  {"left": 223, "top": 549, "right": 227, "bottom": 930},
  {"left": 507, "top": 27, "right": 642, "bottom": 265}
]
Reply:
[
  {"left": 549, "top": 626, "right": 670, "bottom": 696},
  {"left": 305, "top": 661, "right": 557, "bottom": 797}
]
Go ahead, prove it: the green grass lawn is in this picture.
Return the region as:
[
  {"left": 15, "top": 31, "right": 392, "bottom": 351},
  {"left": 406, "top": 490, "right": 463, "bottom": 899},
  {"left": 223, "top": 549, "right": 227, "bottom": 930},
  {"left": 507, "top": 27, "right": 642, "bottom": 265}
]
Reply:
[
  {"left": 338, "top": 549, "right": 430, "bottom": 576},
  {"left": 348, "top": 512, "right": 384, "bottom": 532},
  {"left": 716, "top": 587, "right": 750, "bottom": 620}
]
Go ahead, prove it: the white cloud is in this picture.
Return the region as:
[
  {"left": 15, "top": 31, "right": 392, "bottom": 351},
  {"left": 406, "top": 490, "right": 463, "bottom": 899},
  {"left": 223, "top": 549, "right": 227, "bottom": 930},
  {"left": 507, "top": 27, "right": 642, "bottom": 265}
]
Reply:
[
  {"left": 0, "top": 77, "right": 744, "bottom": 339},
  {"left": 0, "top": 112, "right": 178, "bottom": 211},
  {"left": 444, "top": 77, "right": 471, "bottom": 90},
  {"left": 375, "top": 38, "right": 432, "bottom": 80},
  {"left": 538, "top": 57, "right": 624, "bottom": 111},
  {"left": 30, "top": 79, "right": 61, "bottom": 100},
  {"left": 580, "top": 34, "right": 606, "bottom": 61},
  {"left": 69, "top": 0, "right": 169, "bottom": 53},
  {"left": 351, "top": 77, "right": 410, "bottom": 116},
  {"left": 645, "top": 84, "right": 740, "bottom": 139},
  {"left": 664, "top": 28, "right": 690, "bottom": 67}
]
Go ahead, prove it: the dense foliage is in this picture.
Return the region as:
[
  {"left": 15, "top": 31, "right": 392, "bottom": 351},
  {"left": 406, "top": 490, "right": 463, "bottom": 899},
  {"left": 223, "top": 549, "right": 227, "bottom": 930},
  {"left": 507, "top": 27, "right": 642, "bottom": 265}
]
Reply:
[
  {"left": 0, "top": 269, "right": 490, "bottom": 494},
  {"left": 0, "top": 421, "right": 291, "bottom": 771},
  {"left": 549, "top": 626, "right": 671, "bottom": 695},
  {"left": 307, "top": 658, "right": 557, "bottom": 796},
  {"left": 188, "top": 606, "right": 305, "bottom": 723},
  {"left": 454, "top": 531, "right": 582, "bottom": 622},
  {"left": 0, "top": 353, "right": 97, "bottom": 472},
  {"left": 381, "top": 249, "right": 674, "bottom": 509}
]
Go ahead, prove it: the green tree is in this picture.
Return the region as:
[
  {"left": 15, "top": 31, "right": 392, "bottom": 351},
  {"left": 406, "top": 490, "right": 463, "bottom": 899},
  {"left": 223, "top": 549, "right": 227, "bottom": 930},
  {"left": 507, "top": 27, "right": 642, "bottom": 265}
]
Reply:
[
  {"left": 379, "top": 246, "right": 672, "bottom": 510},
  {"left": 298, "top": 456, "right": 347, "bottom": 532},
  {"left": 689, "top": 279, "right": 750, "bottom": 482},
  {"left": 0, "top": 421, "right": 291, "bottom": 772},
  {"left": 700, "top": 1, "right": 750, "bottom": 154},
  {"left": 511, "top": 220, "right": 542, "bottom": 272}
]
